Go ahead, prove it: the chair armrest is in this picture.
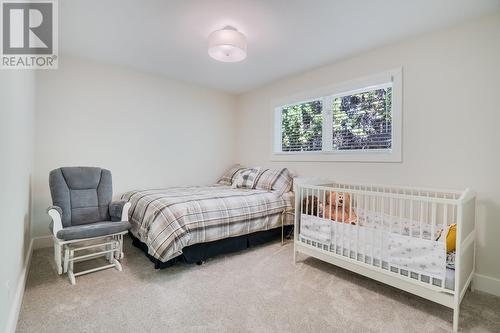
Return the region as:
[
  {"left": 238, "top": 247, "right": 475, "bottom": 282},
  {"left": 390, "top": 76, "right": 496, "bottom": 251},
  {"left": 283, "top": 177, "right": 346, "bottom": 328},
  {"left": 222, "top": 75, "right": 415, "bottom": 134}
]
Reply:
[
  {"left": 109, "top": 200, "right": 131, "bottom": 222},
  {"left": 47, "top": 206, "right": 63, "bottom": 238}
]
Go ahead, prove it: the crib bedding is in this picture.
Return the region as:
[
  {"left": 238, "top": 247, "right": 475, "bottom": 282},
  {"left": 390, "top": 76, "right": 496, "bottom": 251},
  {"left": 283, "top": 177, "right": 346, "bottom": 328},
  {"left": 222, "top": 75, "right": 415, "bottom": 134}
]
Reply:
[
  {"left": 328, "top": 240, "right": 455, "bottom": 290},
  {"left": 300, "top": 207, "right": 453, "bottom": 288},
  {"left": 122, "top": 185, "right": 293, "bottom": 262},
  {"left": 327, "top": 241, "right": 455, "bottom": 289},
  {"left": 354, "top": 207, "right": 443, "bottom": 239}
]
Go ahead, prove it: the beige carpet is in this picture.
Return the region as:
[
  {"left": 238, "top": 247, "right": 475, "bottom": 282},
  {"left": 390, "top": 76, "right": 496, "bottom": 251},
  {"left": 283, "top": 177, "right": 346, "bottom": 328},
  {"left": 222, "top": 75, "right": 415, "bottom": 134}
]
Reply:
[{"left": 17, "top": 236, "right": 500, "bottom": 333}]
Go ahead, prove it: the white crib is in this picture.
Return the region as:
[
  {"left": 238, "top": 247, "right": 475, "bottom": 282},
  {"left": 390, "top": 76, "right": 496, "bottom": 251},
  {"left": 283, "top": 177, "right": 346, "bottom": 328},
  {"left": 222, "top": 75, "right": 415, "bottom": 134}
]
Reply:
[{"left": 293, "top": 179, "right": 476, "bottom": 332}]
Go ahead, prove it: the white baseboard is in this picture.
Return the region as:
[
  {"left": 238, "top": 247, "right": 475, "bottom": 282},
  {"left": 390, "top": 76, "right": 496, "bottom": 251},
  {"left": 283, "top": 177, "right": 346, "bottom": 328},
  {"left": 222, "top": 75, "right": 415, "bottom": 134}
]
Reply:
[
  {"left": 4, "top": 235, "right": 52, "bottom": 333},
  {"left": 4, "top": 238, "right": 34, "bottom": 333},
  {"left": 473, "top": 273, "right": 500, "bottom": 297},
  {"left": 33, "top": 235, "right": 52, "bottom": 249}
]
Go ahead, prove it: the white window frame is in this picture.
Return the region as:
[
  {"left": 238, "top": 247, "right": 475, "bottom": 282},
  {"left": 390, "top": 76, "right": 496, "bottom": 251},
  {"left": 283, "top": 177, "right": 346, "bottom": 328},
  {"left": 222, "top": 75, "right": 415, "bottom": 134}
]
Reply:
[{"left": 272, "top": 68, "right": 402, "bottom": 162}]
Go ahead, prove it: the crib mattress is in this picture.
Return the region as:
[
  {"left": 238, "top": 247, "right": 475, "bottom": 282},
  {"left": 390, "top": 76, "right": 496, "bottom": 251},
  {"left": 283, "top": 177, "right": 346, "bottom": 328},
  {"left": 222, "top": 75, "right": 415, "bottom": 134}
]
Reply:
[
  {"left": 300, "top": 235, "right": 455, "bottom": 291},
  {"left": 300, "top": 210, "right": 451, "bottom": 287}
]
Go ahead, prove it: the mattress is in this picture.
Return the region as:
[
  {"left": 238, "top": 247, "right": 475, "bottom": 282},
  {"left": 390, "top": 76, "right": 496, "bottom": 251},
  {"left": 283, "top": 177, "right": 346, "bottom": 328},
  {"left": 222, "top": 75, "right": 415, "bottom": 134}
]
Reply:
[{"left": 122, "top": 185, "right": 294, "bottom": 262}]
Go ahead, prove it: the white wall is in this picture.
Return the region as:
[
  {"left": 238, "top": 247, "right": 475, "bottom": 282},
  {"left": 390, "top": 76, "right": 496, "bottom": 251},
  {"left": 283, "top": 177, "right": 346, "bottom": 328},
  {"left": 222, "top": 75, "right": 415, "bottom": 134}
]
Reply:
[
  {"left": 33, "top": 57, "right": 237, "bottom": 238},
  {"left": 0, "top": 71, "right": 35, "bottom": 332},
  {"left": 236, "top": 13, "right": 500, "bottom": 286}
]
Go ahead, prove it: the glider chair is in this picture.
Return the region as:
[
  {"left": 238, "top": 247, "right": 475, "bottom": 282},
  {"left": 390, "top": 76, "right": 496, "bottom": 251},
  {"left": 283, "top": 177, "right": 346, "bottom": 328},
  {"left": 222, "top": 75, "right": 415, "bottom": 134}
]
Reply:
[{"left": 47, "top": 167, "right": 131, "bottom": 285}]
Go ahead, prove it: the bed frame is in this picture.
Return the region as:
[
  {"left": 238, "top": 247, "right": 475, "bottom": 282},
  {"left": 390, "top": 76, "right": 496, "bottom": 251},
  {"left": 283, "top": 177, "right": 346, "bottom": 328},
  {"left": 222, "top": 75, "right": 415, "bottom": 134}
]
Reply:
[
  {"left": 293, "top": 178, "right": 476, "bottom": 332},
  {"left": 131, "top": 225, "right": 294, "bottom": 269}
]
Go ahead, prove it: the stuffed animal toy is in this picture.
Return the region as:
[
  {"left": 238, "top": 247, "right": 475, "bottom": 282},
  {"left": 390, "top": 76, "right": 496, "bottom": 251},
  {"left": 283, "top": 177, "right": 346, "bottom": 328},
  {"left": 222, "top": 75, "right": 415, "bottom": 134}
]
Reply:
[
  {"left": 436, "top": 223, "right": 456, "bottom": 253},
  {"left": 446, "top": 224, "right": 456, "bottom": 252},
  {"left": 325, "top": 191, "right": 357, "bottom": 224},
  {"left": 302, "top": 195, "right": 323, "bottom": 217}
]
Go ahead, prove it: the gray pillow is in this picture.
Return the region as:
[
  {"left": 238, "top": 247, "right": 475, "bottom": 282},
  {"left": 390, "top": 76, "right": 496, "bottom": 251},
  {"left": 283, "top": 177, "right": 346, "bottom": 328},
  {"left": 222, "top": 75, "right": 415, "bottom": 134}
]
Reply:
[{"left": 232, "top": 167, "right": 261, "bottom": 189}]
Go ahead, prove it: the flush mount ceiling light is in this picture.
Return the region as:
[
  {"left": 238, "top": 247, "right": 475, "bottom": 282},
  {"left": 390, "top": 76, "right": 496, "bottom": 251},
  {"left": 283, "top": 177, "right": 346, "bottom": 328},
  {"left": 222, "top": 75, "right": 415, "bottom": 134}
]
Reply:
[{"left": 208, "top": 26, "right": 247, "bottom": 62}]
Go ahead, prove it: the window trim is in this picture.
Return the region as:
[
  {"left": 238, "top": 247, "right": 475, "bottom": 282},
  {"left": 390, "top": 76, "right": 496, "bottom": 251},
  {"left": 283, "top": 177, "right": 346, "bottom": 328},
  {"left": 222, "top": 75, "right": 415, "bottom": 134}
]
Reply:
[{"left": 271, "top": 68, "right": 402, "bottom": 162}]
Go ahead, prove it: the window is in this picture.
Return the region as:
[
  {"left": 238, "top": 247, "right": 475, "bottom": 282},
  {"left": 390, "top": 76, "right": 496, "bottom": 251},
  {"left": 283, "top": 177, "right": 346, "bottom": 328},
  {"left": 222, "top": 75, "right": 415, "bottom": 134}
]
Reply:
[
  {"left": 273, "top": 69, "right": 402, "bottom": 162},
  {"left": 332, "top": 85, "right": 392, "bottom": 151},
  {"left": 281, "top": 100, "right": 323, "bottom": 152}
]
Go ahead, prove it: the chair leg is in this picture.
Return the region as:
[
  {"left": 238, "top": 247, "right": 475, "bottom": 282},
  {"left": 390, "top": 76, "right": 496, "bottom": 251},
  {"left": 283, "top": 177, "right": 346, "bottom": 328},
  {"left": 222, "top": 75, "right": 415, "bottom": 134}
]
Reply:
[
  {"left": 113, "top": 258, "right": 122, "bottom": 272},
  {"left": 119, "top": 234, "right": 124, "bottom": 259},
  {"left": 68, "top": 272, "right": 76, "bottom": 285},
  {"left": 54, "top": 242, "right": 62, "bottom": 275},
  {"left": 68, "top": 249, "right": 76, "bottom": 285},
  {"left": 114, "top": 234, "right": 124, "bottom": 259},
  {"left": 106, "top": 242, "right": 113, "bottom": 264},
  {"left": 63, "top": 246, "right": 70, "bottom": 273},
  {"left": 113, "top": 235, "right": 120, "bottom": 259}
]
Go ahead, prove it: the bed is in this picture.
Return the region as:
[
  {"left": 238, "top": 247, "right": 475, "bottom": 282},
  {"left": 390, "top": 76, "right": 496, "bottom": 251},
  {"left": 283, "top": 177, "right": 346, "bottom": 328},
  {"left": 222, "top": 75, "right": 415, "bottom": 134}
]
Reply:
[
  {"left": 121, "top": 167, "right": 294, "bottom": 267},
  {"left": 295, "top": 180, "right": 476, "bottom": 332}
]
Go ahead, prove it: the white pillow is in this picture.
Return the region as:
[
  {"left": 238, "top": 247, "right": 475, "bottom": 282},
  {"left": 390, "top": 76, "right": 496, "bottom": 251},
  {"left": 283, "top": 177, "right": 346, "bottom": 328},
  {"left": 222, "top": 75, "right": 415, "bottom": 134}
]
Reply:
[{"left": 217, "top": 164, "right": 245, "bottom": 185}]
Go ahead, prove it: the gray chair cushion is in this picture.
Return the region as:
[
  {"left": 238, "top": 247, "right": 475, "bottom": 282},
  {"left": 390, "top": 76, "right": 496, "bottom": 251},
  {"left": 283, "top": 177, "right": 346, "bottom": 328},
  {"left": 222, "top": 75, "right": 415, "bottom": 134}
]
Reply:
[
  {"left": 49, "top": 167, "right": 113, "bottom": 227},
  {"left": 53, "top": 221, "right": 130, "bottom": 241}
]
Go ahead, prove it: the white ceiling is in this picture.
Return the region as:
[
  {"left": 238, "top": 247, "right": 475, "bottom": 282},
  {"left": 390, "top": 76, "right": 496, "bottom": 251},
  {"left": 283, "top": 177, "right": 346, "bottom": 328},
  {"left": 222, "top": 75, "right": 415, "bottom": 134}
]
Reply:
[{"left": 60, "top": 0, "right": 500, "bottom": 93}]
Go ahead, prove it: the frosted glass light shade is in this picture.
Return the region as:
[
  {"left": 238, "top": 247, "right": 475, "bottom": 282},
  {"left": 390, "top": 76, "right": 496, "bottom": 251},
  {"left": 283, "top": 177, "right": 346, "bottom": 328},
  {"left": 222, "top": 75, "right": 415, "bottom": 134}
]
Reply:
[{"left": 208, "top": 27, "right": 247, "bottom": 62}]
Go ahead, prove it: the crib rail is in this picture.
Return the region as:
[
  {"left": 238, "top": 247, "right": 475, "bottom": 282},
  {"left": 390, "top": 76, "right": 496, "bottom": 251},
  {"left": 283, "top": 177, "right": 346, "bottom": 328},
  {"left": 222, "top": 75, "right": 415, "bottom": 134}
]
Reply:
[
  {"left": 329, "top": 181, "right": 464, "bottom": 200},
  {"left": 302, "top": 184, "right": 462, "bottom": 204}
]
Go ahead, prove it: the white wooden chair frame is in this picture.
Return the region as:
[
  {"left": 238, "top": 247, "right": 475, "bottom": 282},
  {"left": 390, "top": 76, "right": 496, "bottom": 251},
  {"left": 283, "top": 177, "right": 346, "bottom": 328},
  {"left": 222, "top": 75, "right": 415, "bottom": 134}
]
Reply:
[{"left": 48, "top": 202, "right": 131, "bottom": 285}]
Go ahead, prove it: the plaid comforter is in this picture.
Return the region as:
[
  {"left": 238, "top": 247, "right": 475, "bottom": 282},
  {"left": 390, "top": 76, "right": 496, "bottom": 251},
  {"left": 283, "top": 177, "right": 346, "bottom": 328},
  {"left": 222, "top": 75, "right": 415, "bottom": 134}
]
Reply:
[{"left": 122, "top": 185, "right": 293, "bottom": 262}]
